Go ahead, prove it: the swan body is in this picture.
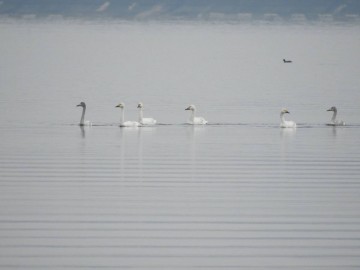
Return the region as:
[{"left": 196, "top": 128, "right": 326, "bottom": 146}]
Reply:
[
  {"left": 280, "top": 108, "right": 296, "bottom": 128},
  {"left": 115, "top": 102, "right": 140, "bottom": 127},
  {"left": 327, "top": 106, "right": 345, "bottom": 126},
  {"left": 76, "top": 102, "right": 92, "bottom": 126},
  {"left": 185, "top": 104, "right": 208, "bottom": 125},
  {"left": 137, "top": 102, "right": 156, "bottom": 125}
]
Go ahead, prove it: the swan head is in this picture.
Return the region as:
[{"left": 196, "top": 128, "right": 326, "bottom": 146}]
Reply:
[
  {"left": 137, "top": 102, "right": 144, "bottom": 109},
  {"left": 185, "top": 104, "right": 196, "bottom": 111},
  {"left": 327, "top": 106, "right": 337, "bottom": 112},
  {"left": 76, "top": 102, "right": 86, "bottom": 108},
  {"left": 115, "top": 102, "right": 125, "bottom": 109},
  {"left": 281, "top": 108, "right": 290, "bottom": 114}
]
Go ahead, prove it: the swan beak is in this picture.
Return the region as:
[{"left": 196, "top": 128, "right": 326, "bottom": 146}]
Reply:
[
  {"left": 185, "top": 107, "right": 190, "bottom": 110},
  {"left": 137, "top": 104, "right": 141, "bottom": 108},
  {"left": 76, "top": 104, "right": 81, "bottom": 107},
  {"left": 115, "top": 105, "right": 120, "bottom": 108},
  {"left": 327, "top": 109, "right": 332, "bottom": 111}
]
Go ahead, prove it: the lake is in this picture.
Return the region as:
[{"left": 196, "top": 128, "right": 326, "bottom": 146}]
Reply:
[{"left": 0, "top": 19, "right": 360, "bottom": 269}]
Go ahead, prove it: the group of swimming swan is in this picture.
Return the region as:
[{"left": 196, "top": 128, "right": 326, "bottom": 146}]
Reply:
[
  {"left": 114, "top": 102, "right": 157, "bottom": 127},
  {"left": 279, "top": 107, "right": 345, "bottom": 128},
  {"left": 77, "top": 102, "right": 345, "bottom": 128}
]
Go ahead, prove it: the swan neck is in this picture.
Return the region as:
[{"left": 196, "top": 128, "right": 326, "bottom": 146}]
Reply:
[
  {"left": 189, "top": 109, "right": 195, "bottom": 122},
  {"left": 280, "top": 112, "right": 286, "bottom": 124},
  {"left": 138, "top": 108, "right": 143, "bottom": 122},
  {"left": 80, "top": 107, "right": 85, "bottom": 125},
  {"left": 120, "top": 108, "right": 125, "bottom": 124},
  {"left": 331, "top": 110, "right": 337, "bottom": 122}
]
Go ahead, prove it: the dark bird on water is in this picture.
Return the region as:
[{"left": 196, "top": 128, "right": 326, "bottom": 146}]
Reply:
[{"left": 283, "top": 59, "right": 292, "bottom": 63}]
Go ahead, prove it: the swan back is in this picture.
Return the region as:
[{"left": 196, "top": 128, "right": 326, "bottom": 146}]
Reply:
[
  {"left": 81, "top": 121, "right": 92, "bottom": 126},
  {"left": 141, "top": 118, "right": 157, "bottom": 125},
  {"left": 120, "top": 121, "right": 140, "bottom": 127},
  {"left": 327, "top": 120, "right": 345, "bottom": 126},
  {"left": 193, "top": 117, "right": 208, "bottom": 125},
  {"left": 280, "top": 120, "right": 296, "bottom": 128}
]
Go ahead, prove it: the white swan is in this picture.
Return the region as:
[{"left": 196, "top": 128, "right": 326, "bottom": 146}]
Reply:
[
  {"left": 327, "top": 106, "right": 345, "bottom": 126},
  {"left": 185, "top": 104, "right": 208, "bottom": 125},
  {"left": 115, "top": 102, "right": 140, "bottom": 127},
  {"left": 137, "top": 102, "right": 156, "bottom": 125},
  {"left": 76, "top": 102, "right": 92, "bottom": 126},
  {"left": 280, "top": 108, "right": 296, "bottom": 128}
]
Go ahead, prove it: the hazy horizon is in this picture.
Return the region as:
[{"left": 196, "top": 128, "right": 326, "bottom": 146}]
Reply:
[{"left": 0, "top": 0, "right": 360, "bottom": 23}]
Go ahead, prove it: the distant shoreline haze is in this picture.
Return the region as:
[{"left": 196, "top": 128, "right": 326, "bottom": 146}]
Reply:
[{"left": 0, "top": 0, "right": 359, "bottom": 22}]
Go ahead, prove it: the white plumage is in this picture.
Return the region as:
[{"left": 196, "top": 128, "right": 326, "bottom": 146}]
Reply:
[
  {"left": 185, "top": 104, "right": 208, "bottom": 125},
  {"left": 137, "top": 102, "right": 156, "bottom": 125},
  {"left": 280, "top": 108, "right": 296, "bottom": 128},
  {"left": 115, "top": 102, "right": 140, "bottom": 127}
]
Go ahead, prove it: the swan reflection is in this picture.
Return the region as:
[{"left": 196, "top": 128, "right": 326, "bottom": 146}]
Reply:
[{"left": 79, "top": 125, "right": 86, "bottom": 138}]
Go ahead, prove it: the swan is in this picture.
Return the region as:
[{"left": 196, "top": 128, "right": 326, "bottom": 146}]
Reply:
[
  {"left": 280, "top": 108, "right": 296, "bottom": 128},
  {"left": 185, "top": 104, "right": 208, "bottom": 125},
  {"left": 115, "top": 102, "right": 140, "bottom": 127},
  {"left": 137, "top": 102, "right": 156, "bottom": 125},
  {"left": 76, "top": 102, "right": 92, "bottom": 126},
  {"left": 327, "top": 106, "right": 345, "bottom": 126}
]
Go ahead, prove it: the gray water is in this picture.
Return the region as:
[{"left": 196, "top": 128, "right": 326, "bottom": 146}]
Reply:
[{"left": 1, "top": 20, "right": 360, "bottom": 269}]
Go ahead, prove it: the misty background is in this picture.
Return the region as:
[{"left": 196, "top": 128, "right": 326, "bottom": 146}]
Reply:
[{"left": 1, "top": 1, "right": 360, "bottom": 269}]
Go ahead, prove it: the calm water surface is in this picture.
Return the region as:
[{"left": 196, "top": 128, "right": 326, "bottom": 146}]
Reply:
[{"left": 0, "top": 20, "right": 360, "bottom": 269}]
